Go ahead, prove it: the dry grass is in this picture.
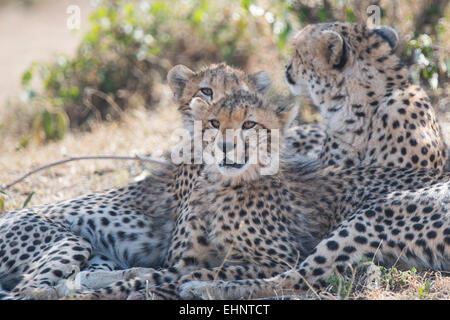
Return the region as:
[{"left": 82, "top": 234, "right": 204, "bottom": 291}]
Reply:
[
  {"left": 322, "top": 262, "right": 450, "bottom": 300},
  {"left": 0, "top": 84, "right": 179, "bottom": 211},
  {"left": 361, "top": 269, "right": 450, "bottom": 300}
]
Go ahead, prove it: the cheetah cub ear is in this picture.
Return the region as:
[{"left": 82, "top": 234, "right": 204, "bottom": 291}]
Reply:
[
  {"left": 373, "top": 26, "right": 399, "bottom": 51},
  {"left": 248, "top": 71, "right": 272, "bottom": 95},
  {"left": 319, "top": 30, "right": 347, "bottom": 70},
  {"left": 167, "top": 64, "right": 195, "bottom": 100}
]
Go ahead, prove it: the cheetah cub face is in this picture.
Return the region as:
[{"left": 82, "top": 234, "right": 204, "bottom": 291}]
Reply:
[{"left": 185, "top": 90, "right": 297, "bottom": 183}]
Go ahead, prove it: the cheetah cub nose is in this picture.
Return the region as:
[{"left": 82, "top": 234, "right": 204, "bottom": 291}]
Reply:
[{"left": 218, "top": 141, "right": 235, "bottom": 153}]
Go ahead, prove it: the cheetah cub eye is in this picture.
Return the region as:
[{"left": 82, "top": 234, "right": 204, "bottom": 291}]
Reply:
[
  {"left": 210, "top": 119, "right": 220, "bottom": 129},
  {"left": 242, "top": 121, "right": 257, "bottom": 129},
  {"left": 200, "top": 87, "right": 213, "bottom": 100}
]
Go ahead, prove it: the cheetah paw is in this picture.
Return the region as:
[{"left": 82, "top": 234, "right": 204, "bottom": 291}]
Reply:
[
  {"left": 179, "top": 281, "right": 219, "bottom": 300},
  {"left": 126, "top": 291, "right": 146, "bottom": 300},
  {"left": 20, "top": 286, "right": 59, "bottom": 300}
]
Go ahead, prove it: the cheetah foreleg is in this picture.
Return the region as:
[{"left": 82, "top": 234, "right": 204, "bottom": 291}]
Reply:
[{"left": 129, "top": 263, "right": 290, "bottom": 300}]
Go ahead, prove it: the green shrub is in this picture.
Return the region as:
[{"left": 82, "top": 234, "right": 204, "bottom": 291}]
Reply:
[{"left": 405, "top": 34, "right": 440, "bottom": 91}]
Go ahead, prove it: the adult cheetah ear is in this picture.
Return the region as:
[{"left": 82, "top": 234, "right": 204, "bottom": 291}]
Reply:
[
  {"left": 319, "top": 30, "right": 347, "bottom": 70},
  {"left": 167, "top": 65, "right": 195, "bottom": 101},
  {"left": 276, "top": 104, "right": 298, "bottom": 132},
  {"left": 373, "top": 26, "right": 399, "bottom": 51},
  {"left": 248, "top": 71, "right": 272, "bottom": 95}
]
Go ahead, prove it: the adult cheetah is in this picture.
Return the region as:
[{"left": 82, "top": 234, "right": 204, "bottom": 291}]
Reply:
[
  {"left": 285, "top": 22, "right": 448, "bottom": 171},
  {"left": 66, "top": 89, "right": 449, "bottom": 300},
  {"left": 0, "top": 63, "right": 271, "bottom": 299},
  {"left": 285, "top": 123, "right": 326, "bottom": 160}
]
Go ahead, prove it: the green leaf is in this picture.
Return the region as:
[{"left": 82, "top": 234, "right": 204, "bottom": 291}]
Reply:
[
  {"left": 318, "top": 7, "right": 329, "bottom": 22},
  {"left": 42, "top": 110, "right": 55, "bottom": 139},
  {"left": 23, "top": 191, "right": 35, "bottom": 208},
  {"left": 124, "top": 3, "right": 134, "bottom": 16},
  {"left": 241, "top": 0, "right": 253, "bottom": 12},
  {"left": 424, "top": 280, "right": 431, "bottom": 292},
  {"left": 55, "top": 111, "right": 69, "bottom": 140},
  {"left": 346, "top": 6, "right": 356, "bottom": 22},
  {"left": 21, "top": 69, "right": 33, "bottom": 85},
  {"left": 0, "top": 196, "right": 4, "bottom": 212},
  {"left": 150, "top": 1, "right": 169, "bottom": 15},
  {"left": 16, "top": 135, "right": 31, "bottom": 151},
  {"left": 277, "top": 21, "right": 292, "bottom": 50},
  {"left": 34, "top": 109, "right": 68, "bottom": 142},
  {"left": 69, "top": 86, "right": 80, "bottom": 99}
]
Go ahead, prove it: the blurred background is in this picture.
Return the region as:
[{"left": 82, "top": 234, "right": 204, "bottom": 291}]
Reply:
[{"left": 0, "top": 0, "right": 449, "bottom": 210}]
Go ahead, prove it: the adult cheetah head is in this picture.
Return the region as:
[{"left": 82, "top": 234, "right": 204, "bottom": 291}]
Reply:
[
  {"left": 183, "top": 89, "right": 297, "bottom": 182},
  {"left": 285, "top": 22, "right": 402, "bottom": 109}
]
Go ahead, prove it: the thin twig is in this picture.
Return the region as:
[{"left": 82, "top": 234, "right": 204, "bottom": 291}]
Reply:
[{"left": 1, "top": 155, "right": 170, "bottom": 191}]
